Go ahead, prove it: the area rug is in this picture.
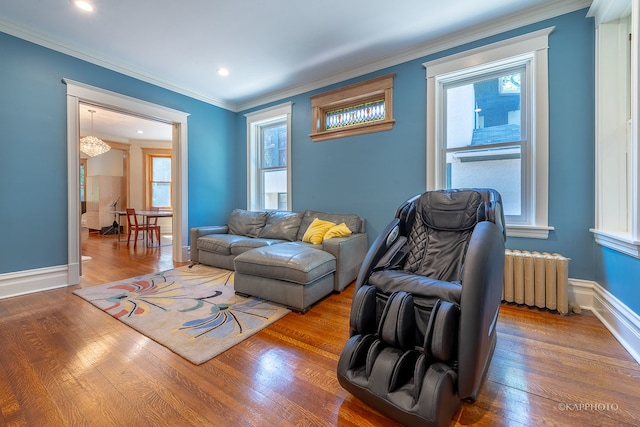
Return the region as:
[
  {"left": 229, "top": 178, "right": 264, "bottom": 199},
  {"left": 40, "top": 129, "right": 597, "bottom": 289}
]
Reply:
[{"left": 73, "top": 264, "right": 290, "bottom": 365}]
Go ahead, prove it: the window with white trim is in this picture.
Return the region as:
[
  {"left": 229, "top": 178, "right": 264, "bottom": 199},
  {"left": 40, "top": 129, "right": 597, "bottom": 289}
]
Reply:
[
  {"left": 588, "top": 0, "right": 640, "bottom": 258},
  {"left": 424, "top": 28, "right": 554, "bottom": 238},
  {"left": 245, "top": 102, "right": 292, "bottom": 211}
]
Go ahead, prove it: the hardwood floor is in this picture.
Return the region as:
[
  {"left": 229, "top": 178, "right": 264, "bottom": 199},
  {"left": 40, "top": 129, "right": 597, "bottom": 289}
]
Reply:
[
  {"left": 78, "top": 228, "right": 184, "bottom": 286},
  {"left": 1, "top": 231, "right": 639, "bottom": 426}
]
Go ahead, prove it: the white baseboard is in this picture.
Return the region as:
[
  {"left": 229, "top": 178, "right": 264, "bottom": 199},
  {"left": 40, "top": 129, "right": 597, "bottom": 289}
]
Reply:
[
  {"left": 569, "top": 278, "right": 640, "bottom": 365},
  {"left": 0, "top": 265, "right": 69, "bottom": 299}
]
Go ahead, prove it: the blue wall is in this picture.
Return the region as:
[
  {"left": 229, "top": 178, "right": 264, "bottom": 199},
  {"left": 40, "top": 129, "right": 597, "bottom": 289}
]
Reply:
[
  {"left": 595, "top": 249, "right": 640, "bottom": 315},
  {"left": 0, "top": 31, "right": 236, "bottom": 274},
  {"left": 238, "top": 9, "right": 597, "bottom": 277}
]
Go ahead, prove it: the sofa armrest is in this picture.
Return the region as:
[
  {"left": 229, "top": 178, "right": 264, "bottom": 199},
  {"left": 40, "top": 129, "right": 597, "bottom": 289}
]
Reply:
[
  {"left": 322, "top": 233, "right": 368, "bottom": 292},
  {"left": 189, "top": 225, "right": 229, "bottom": 263}
]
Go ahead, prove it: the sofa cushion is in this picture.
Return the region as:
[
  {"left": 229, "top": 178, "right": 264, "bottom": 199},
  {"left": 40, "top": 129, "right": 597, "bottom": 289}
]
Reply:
[
  {"left": 258, "top": 211, "right": 303, "bottom": 241},
  {"left": 234, "top": 242, "right": 336, "bottom": 285},
  {"left": 297, "top": 210, "right": 363, "bottom": 241},
  {"left": 197, "top": 234, "right": 250, "bottom": 256},
  {"left": 229, "top": 237, "right": 285, "bottom": 256},
  {"left": 228, "top": 209, "right": 268, "bottom": 237}
]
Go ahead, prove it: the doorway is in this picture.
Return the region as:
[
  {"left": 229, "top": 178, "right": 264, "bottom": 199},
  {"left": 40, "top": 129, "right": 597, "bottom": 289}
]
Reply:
[
  {"left": 79, "top": 103, "right": 172, "bottom": 235},
  {"left": 65, "top": 79, "right": 190, "bottom": 285}
]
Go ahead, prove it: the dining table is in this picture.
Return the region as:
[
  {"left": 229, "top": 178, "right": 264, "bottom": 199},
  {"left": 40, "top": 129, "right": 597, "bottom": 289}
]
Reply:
[{"left": 116, "top": 210, "right": 173, "bottom": 246}]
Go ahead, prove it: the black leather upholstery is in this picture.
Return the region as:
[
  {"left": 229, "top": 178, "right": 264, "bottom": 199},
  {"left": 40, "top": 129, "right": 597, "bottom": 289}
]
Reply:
[{"left": 337, "top": 189, "right": 506, "bottom": 427}]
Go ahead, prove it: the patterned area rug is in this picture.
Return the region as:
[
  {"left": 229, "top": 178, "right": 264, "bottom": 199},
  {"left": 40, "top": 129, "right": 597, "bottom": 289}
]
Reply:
[{"left": 73, "top": 264, "right": 290, "bottom": 365}]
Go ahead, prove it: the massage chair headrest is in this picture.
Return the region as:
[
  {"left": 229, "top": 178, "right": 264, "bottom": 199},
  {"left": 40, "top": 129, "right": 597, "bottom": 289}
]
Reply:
[{"left": 420, "top": 189, "right": 486, "bottom": 231}]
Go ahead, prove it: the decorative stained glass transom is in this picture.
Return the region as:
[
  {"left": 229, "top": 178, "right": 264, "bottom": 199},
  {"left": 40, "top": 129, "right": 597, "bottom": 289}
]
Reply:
[
  {"left": 326, "top": 100, "right": 386, "bottom": 130},
  {"left": 309, "top": 73, "right": 395, "bottom": 142}
]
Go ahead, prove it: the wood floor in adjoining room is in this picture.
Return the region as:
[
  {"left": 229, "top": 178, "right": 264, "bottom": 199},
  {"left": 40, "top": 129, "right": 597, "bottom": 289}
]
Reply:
[{"left": 1, "top": 232, "right": 639, "bottom": 426}]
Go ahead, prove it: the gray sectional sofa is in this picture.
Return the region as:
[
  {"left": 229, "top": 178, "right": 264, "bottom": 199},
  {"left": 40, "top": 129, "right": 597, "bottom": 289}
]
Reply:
[{"left": 190, "top": 209, "right": 368, "bottom": 312}]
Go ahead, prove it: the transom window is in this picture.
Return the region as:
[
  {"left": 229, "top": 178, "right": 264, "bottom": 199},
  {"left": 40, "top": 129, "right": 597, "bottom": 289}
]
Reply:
[
  {"left": 326, "top": 99, "right": 386, "bottom": 130},
  {"left": 309, "top": 74, "right": 395, "bottom": 142}
]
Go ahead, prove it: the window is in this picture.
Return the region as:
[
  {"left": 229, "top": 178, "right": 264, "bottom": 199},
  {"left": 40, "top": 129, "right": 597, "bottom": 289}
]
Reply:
[
  {"left": 142, "top": 149, "right": 172, "bottom": 209},
  {"left": 309, "top": 74, "right": 395, "bottom": 142},
  {"left": 246, "top": 102, "right": 292, "bottom": 211},
  {"left": 589, "top": 0, "right": 640, "bottom": 257},
  {"left": 424, "top": 28, "right": 553, "bottom": 238},
  {"left": 442, "top": 66, "right": 527, "bottom": 219}
]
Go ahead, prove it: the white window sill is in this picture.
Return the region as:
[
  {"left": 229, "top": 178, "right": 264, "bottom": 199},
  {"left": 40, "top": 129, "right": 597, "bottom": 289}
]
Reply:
[
  {"left": 590, "top": 229, "right": 640, "bottom": 258},
  {"left": 506, "top": 224, "right": 554, "bottom": 239}
]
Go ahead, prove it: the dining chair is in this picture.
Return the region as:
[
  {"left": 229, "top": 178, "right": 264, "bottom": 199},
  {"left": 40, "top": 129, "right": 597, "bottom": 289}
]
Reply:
[
  {"left": 148, "top": 207, "right": 162, "bottom": 245},
  {"left": 125, "top": 208, "right": 160, "bottom": 247}
]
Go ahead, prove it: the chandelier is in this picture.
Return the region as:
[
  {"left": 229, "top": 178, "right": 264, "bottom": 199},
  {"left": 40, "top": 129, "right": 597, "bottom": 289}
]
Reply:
[{"left": 80, "top": 110, "right": 111, "bottom": 157}]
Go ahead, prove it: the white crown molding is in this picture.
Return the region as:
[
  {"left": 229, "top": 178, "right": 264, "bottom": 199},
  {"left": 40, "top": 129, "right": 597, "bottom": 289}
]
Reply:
[
  {"left": 1, "top": 0, "right": 591, "bottom": 113},
  {"left": 0, "top": 17, "right": 236, "bottom": 112},
  {"left": 587, "top": 0, "right": 632, "bottom": 26}
]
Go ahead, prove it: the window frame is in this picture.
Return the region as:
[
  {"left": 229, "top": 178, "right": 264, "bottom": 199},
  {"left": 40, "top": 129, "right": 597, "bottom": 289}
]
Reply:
[
  {"left": 440, "top": 61, "right": 531, "bottom": 224},
  {"left": 245, "top": 102, "right": 292, "bottom": 211},
  {"left": 424, "top": 27, "right": 554, "bottom": 239},
  {"left": 309, "top": 74, "right": 395, "bottom": 142},
  {"left": 588, "top": 0, "right": 640, "bottom": 257},
  {"left": 142, "top": 148, "right": 172, "bottom": 210}
]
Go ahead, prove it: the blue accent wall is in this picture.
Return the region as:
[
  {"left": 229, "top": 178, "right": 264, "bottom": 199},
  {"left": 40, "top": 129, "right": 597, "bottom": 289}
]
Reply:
[
  {"left": 594, "top": 248, "right": 640, "bottom": 315},
  {"left": 239, "top": 9, "right": 598, "bottom": 275},
  {"left": 0, "top": 31, "right": 236, "bottom": 274}
]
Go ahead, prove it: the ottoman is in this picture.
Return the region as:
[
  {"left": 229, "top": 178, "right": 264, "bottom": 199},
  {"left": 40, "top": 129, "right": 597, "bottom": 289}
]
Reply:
[{"left": 233, "top": 242, "right": 336, "bottom": 313}]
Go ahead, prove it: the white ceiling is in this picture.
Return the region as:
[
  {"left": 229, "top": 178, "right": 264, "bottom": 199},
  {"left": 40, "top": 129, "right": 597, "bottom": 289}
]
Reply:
[
  {"left": 1, "top": 0, "right": 591, "bottom": 138},
  {"left": 79, "top": 104, "right": 172, "bottom": 143}
]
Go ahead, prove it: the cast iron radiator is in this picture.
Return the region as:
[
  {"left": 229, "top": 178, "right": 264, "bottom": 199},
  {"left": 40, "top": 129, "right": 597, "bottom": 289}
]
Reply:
[{"left": 503, "top": 250, "right": 570, "bottom": 315}]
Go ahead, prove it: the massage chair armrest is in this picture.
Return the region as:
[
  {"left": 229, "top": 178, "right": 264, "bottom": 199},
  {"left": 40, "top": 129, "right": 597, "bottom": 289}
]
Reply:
[
  {"left": 189, "top": 225, "right": 229, "bottom": 263},
  {"left": 355, "top": 219, "right": 402, "bottom": 291},
  {"left": 457, "top": 221, "right": 505, "bottom": 400}
]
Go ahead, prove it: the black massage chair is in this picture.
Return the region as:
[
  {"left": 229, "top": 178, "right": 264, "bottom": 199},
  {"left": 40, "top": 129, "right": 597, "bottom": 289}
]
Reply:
[{"left": 337, "top": 188, "right": 506, "bottom": 427}]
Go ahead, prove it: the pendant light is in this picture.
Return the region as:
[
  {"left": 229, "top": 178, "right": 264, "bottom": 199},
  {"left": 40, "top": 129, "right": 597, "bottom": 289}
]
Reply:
[{"left": 80, "top": 110, "right": 111, "bottom": 157}]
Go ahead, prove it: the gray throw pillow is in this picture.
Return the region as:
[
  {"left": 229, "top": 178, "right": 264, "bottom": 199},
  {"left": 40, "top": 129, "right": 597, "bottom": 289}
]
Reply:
[
  {"left": 227, "top": 209, "right": 268, "bottom": 237},
  {"left": 258, "top": 211, "right": 303, "bottom": 241}
]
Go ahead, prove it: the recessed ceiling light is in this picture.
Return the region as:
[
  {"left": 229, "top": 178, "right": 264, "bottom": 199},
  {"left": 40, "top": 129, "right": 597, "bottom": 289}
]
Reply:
[
  {"left": 74, "top": 1, "right": 94, "bottom": 12},
  {"left": 217, "top": 68, "right": 230, "bottom": 77},
  {"left": 137, "top": 130, "right": 144, "bottom": 134}
]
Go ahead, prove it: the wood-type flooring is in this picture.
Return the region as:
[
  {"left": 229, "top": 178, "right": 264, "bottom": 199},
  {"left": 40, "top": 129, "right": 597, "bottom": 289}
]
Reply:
[{"left": 1, "top": 229, "right": 639, "bottom": 426}]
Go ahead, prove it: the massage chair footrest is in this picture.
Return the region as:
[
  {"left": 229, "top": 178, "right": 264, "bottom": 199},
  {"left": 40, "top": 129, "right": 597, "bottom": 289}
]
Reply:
[{"left": 337, "top": 359, "right": 460, "bottom": 427}]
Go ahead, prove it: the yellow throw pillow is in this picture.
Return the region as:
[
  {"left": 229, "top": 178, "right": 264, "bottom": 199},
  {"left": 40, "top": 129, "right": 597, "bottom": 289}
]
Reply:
[
  {"left": 302, "top": 218, "right": 336, "bottom": 244},
  {"left": 323, "top": 222, "right": 352, "bottom": 240}
]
